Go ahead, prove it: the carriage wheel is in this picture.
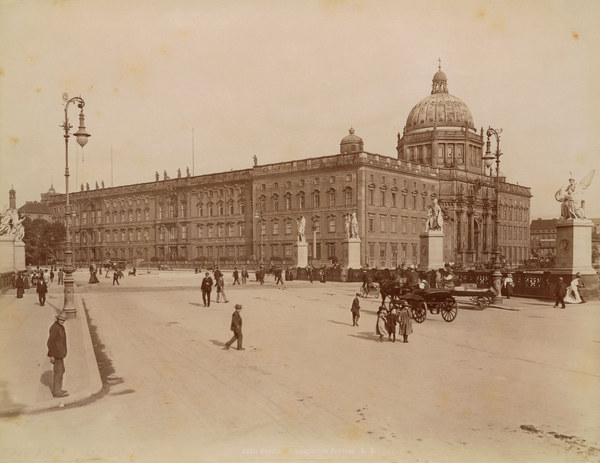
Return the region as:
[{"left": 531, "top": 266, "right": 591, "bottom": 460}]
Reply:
[
  {"left": 410, "top": 301, "right": 427, "bottom": 323},
  {"left": 476, "top": 296, "right": 490, "bottom": 310},
  {"left": 441, "top": 297, "right": 458, "bottom": 322}
]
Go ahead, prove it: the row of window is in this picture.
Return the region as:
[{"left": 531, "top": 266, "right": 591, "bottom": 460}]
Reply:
[
  {"left": 259, "top": 175, "right": 352, "bottom": 192},
  {"left": 500, "top": 226, "right": 529, "bottom": 241},
  {"left": 74, "top": 229, "right": 151, "bottom": 244}
]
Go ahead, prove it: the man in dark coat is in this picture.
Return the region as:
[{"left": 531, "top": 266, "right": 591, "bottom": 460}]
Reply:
[
  {"left": 15, "top": 273, "right": 24, "bottom": 298},
  {"left": 406, "top": 265, "right": 419, "bottom": 289},
  {"left": 351, "top": 293, "right": 361, "bottom": 326},
  {"left": 275, "top": 268, "right": 284, "bottom": 285},
  {"left": 36, "top": 278, "right": 48, "bottom": 306},
  {"left": 201, "top": 272, "right": 213, "bottom": 307},
  {"left": 233, "top": 268, "right": 240, "bottom": 285},
  {"left": 224, "top": 304, "right": 244, "bottom": 350},
  {"left": 554, "top": 277, "right": 568, "bottom": 309},
  {"left": 47, "top": 311, "right": 69, "bottom": 397}
]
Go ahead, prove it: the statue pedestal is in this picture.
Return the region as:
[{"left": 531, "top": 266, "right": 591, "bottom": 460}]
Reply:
[
  {"left": 13, "top": 241, "right": 25, "bottom": 271},
  {"left": 342, "top": 238, "right": 361, "bottom": 269},
  {"left": 555, "top": 219, "right": 595, "bottom": 273},
  {"left": 418, "top": 230, "right": 444, "bottom": 272},
  {"left": 554, "top": 218, "right": 598, "bottom": 300},
  {"left": 0, "top": 236, "right": 25, "bottom": 273},
  {"left": 295, "top": 242, "right": 308, "bottom": 268}
]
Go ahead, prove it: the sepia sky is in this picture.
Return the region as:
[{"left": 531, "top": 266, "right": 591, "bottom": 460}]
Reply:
[{"left": 1, "top": 0, "right": 599, "bottom": 219}]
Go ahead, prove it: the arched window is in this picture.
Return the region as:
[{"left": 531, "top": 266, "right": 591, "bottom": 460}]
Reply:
[{"left": 312, "top": 190, "right": 320, "bottom": 208}]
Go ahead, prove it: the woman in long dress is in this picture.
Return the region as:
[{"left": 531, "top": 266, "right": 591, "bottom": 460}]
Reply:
[
  {"left": 375, "top": 306, "right": 388, "bottom": 342},
  {"left": 564, "top": 274, "right": 583, "bottom": 304}
]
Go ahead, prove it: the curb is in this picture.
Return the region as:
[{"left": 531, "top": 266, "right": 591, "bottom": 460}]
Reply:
[{"left": 22, "top": 294, "right": 103, "bottom": 413}]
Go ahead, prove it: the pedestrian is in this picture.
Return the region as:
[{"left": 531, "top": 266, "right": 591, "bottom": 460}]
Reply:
[
  {"left": 43, "top": 269, "right": 50, "bottom": 284},
  {"left": 233, "top": 267, "right": 240, "bottom": 285},
  {"left": 320, "top": 267, "right": 326, "bottom": 283},
  {"left": 503, "top": 274, "right": 514, "bottom": 299},
  {"left": 224, "top": 304, "right": 244, "bottom": 350},
  {"left": 375, "top": 305, "right": 388, "bottom": 342},
  {"left": 565, "top": 273, "right": 585, "bottom": 304},
  {"left": 435, "top": 268, "right": 443, "bottom": 288},
  {"left": 397, "top": 300, "right": 413, "bottom": 343},
  {"left": 201, "top": 272, "right": 213, "bottom": 307},
  {"left": 387, "top": 306, "right": 398, "bottom": 342},
  {"left": 112, "top": 269, "right": 120, "bottom": 285},
  {"left": 216, "top": 274, "right": 229, "bottom": 303},
  {"left": 307, "top": 265, "right": 313, "bottom": 283},
  {"left": 275, "top": 268, "right": 284, "bottom": 285},
  {"left": 351, "top": 293, "right": 361, "bottom": 326},
  {"left": 258, "top": 266, "right": 265, "bottom": 285},
  {"left": 49, "top": 270, "right": 55, "bottom": 283},
  {"left": 15, "top": 273, "right": 24, "bottom": 299},
  {"left": 553, "top": 277, "right": 567, "bottom": 309},
  {"left": 36, "top": 278, "right": 48, "bottom": 306},
  {"left": 47, "top": 311, "right": 69, "bottom": 398},
  {"left": 213, "top": 266, "right": 223, "bottom": 280},
  {"left": 407, "top": 265, "right": 419, "bottom": 289},
  {"left": 241, "top": 267, "right": 248, "bottom": 284}
]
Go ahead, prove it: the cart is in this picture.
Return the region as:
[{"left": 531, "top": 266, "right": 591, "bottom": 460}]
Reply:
[
  {"left": 450, "top": 285, "right": 496, "bottom": 310},
  {"left": 389, "top": 288, "right": 458, "bottom": 323}
]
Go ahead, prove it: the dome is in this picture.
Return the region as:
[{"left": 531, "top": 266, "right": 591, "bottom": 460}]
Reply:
[
  {"left": 404, "top": 65, "right": 475, "bottom": 133},
  {"left": 340, "top": 127, "right": 364, "bottom": 154}
]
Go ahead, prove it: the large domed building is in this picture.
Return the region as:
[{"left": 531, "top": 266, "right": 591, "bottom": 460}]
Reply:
[{"left": 39, "top": 64, "right": 531, "bottom": 270}]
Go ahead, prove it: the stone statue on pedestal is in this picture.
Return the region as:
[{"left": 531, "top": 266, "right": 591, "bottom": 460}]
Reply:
[
  {"left": 425, "top": 198, "right": 444, "bottom": 231},
  {"left": 350, "top": 212, "right": 359, "bottom": 239},
  {"left": 296, "top": 216, "right": 306, "bottom": 243},
  {"left": 555, "top": 170, "right": 595, "bottom": 220},
  {"left": 0, "top": 209, "right": 25, "bottom": 242}
]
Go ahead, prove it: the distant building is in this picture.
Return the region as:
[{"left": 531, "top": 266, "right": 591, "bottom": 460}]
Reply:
[
  {"left": 15, "top": 185, "right": 57, "bottom": 221},
  {"left": 530, "top": 218, "right": 558, "bottom": 258},
  {"left": 40, "top": 65, "right": 531, "bottom": 268}
]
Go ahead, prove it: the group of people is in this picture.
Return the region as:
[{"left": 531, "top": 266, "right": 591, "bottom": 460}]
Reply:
[
  {"left": 13, "top": 267, "right": 64, "bottom": 305},
  {"left": 375, "top": 300, "right": 413, "bottom": 343},
  {"left": 553, "top": 273, "right": 586, "bottom": 308},
  {"left": 350, "top": 293, "right": 413, "bottom": 343},
  {"left": 200, "top": 267, "right": 230, "bottom": 307}
]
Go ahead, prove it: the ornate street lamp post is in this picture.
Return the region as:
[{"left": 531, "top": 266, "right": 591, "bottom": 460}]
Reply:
[
  {"left": 61, "top": 94, "right": 90, "bottom": 317},
  {"left": 483, "top": 126, "right": 503, "bottom": 304},
  {"left": 254, "top": 205, "right": 264, "bottom": 266}
]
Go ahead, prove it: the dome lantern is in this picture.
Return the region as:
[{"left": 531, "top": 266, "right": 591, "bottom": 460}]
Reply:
[{"left": 340, "top": 127, "right": 364, "bottom": 154}]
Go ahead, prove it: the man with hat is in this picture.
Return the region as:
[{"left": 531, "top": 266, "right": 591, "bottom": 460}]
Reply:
[
  {"left": 350, "top": 293, "right": 361, "bottom": 326},
  {"left": 201, "top": 272, "right": 213, "bottom": 307},
  {"left": 47, "top": 311, "right": 69, "bottom": 397},
  {"left": 225, "top": 304, "right": 244, "bottom": 350},
  {"left": 397, "top": 300, "right": 413, "bottom": 343}
]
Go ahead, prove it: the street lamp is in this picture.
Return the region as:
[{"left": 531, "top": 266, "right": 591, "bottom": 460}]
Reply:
[
  {"left": 483, "top": 126, "right": 502, "bottom": 304},
  {"left": 254, "top": 206, "right": 264, "bottom": 266},
  {"left": 61, "top": 94, "right": 90, "bottom": 317}
]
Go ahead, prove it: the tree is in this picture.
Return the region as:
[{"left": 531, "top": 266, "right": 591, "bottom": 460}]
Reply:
[{"left": 22, "top": 218, "right": 66, "bottom": 266}]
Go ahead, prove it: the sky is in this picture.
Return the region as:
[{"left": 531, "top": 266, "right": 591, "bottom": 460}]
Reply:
[{"left": 1, "top": 0, "right": 599, "bottom": 220}]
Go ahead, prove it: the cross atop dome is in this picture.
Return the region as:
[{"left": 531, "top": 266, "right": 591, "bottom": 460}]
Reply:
[{"left": 431, "top": 59, "right": 448, "bottom": 94}]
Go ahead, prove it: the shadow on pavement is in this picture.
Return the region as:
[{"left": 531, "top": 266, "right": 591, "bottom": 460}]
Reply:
[
  {"left": 348, "top": 332, "right": 380, "bottom": 342},
  {"left": 209, "top": 339, "right": 227, "bottom": 348},
  {"left": 0, "top": 381, "right": 25, "bottom": 417},
  {"left": 327, "top": 319, "right": 353, "bottom": 326},
  {"left": 40, "top": 370, "right": 53, "bottom": 391}
]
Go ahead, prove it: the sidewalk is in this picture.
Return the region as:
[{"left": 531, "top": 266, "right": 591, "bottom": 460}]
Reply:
[
  {"left": 0, "top": 283, "right": 102, "bottom": 416},
  {"left": 488, "top": 295, "right": 600, "bottom": 311}
]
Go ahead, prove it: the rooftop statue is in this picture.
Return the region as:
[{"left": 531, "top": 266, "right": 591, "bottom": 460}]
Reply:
[{"left": 555, "top": 170, "right": 595, "bottom": 220}]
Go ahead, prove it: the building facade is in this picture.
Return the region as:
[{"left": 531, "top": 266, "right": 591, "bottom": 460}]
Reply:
[{"left": 42, "top": 66, "right": 531, "bottom": 269}]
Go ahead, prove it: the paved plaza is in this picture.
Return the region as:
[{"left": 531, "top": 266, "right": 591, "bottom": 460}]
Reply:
[{"left": 1, "top": 269, "right": 599, "bottom": 463}]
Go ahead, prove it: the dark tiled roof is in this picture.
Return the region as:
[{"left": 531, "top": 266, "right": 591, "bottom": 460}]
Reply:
[{"left": 18, "top": 202, "right": 51, "bottom": 215}]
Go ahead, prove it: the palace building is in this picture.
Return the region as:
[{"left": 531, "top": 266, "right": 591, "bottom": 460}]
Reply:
[{"left": 41, "top": 66, "right": 532, "bottom": 268}]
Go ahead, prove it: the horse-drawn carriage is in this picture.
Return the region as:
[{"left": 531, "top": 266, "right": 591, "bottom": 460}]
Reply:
[{"left": 380, "top": 280, "right": 458, "bottom": 323}]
